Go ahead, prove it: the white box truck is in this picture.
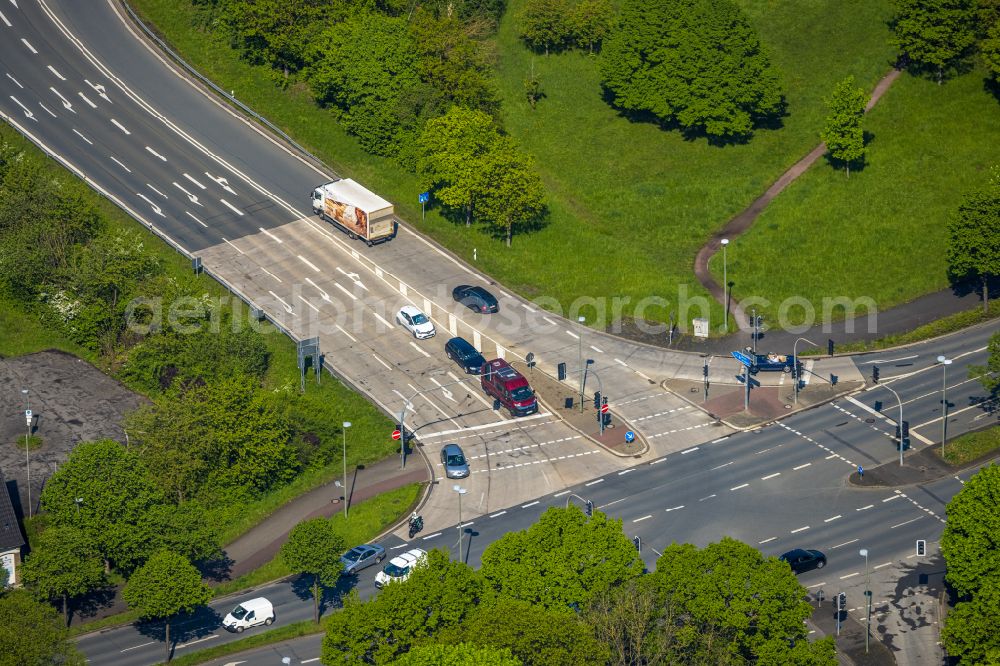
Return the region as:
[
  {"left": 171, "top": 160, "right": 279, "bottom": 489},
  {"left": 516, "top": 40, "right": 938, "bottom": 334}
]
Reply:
[{"left": 311, "top": 178, "right": 395, "bottom": 246}]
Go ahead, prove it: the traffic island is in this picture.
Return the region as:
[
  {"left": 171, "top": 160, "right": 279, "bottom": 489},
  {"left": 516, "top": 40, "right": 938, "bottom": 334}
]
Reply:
[
  {"left": 527, "top": 368, "right": 648, "bottom": 457},
  {"left": 849, "top": 442, "right": 1000, "bottom": 488}
]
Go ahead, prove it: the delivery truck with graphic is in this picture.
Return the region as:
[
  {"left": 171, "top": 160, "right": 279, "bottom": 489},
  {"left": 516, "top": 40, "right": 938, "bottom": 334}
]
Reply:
[{"left": 311, "top": 178, "right": 395, "bottom": 246}]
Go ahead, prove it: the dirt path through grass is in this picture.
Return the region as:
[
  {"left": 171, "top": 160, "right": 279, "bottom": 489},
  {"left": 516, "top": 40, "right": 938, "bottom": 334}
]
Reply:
[{"left": 694, "top": 68, "right": 903, "bottom": 332}]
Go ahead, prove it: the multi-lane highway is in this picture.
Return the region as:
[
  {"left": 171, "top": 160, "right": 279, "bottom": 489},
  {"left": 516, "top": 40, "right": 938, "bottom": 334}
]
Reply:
[{"left": 1, "top": 1, "right": 997, "bottom": 664}]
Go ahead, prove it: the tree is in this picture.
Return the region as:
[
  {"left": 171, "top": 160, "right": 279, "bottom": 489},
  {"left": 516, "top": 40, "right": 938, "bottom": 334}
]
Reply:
[
  {"left": 571, "top": 0, "right": 615, "bottom": 53},
  {"left": 39, "top": 439, "right": 163, "bottom": 572},
  {"left": 479, "top": 506, "right": 643, "bottom": 612},
  {"left": 21, "top": 526, "right": 105, "bottom": 625},
  {"left": 585, "top": 579, "right": 670, "bottom": 666},
  {"left": 600, "top": 0, "right": 785, "bottom": 140},
  {"left": 889, "top": 0, "right": 978, "bottom": 83},
  {"left": 649, "top": 538, "right": 836, "bottom": 664},
  {"left": 474, "top": 137, "right": 547, "bottom": 247},
  {"left": 123, "top": 551, "right": 211, "bottom": 663},
  {"left": 820, "top": 76, "right": 869, "bottom": 177},
  {"left": 392, "top": 643, "right": 521, "bottom": 665},
  {"left": 946, "top": 173, "right": 1000, "bottom": 312},
  {"left": 280, "top": 518, "right": 346, "bottom": 624},
  {"left": 322, "top": 551, "right": 482, "bottom": 663},
  {"left": 0, "top": 589, "right": 84, "bottom": 666},
  {"left": 942, "top": 581, "right": 1000, "bottom": 665},
  {"left": 417, "top": 106, "right": 502, "bottom": 227},
  {"left": 942, "top": 464, "right": 1000, "bottom": 597},
  {"left": 984, "top": 20, "right": 1000, "bottom": 80},
  {"left": 968, "top": 332, "right": 1000, "bottom": 396},
  {"left": 517, "top": 0, "right": 571, "bottom": 54}
]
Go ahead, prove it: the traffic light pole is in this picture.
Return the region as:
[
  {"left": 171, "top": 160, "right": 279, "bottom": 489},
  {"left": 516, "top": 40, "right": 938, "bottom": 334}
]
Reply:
[
  {"left": 881, "top": 383, "right": 905, "bottom": 466},
  {"left": 397, "top": 378, "right": 470, "bottom": 468},
  {"left": 792, "top": 337, "right": 817, "bottom": 405}
]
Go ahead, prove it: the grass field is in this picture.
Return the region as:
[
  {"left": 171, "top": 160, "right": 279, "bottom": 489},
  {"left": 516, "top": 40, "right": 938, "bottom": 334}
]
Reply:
[
  {"left": 129, "top": 0, "right": 900, "bottom": 330},
  {"left": 938, "top": 425, "right": 1000, "bottom": 467}
]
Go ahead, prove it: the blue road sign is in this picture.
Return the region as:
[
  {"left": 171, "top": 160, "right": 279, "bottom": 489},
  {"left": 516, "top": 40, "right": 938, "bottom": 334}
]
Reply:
[
  {"left": 419, "top": 191, "right": 429, "bottom": 204},
  {"left": 625, "top": 431, "right": 635, "bottom": 443},
  {"left": 731, "top": 350, "right": 754, "bottom": 367}
]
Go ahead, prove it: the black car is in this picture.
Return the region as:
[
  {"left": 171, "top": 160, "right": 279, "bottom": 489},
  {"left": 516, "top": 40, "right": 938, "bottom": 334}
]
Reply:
[
  {"left": 779, "top": 549, "right": 827, "bottom": 574},
  {"left": 452, "top": 285, "right": 499, "bottom": 313},
  {"left": 445, "top": 337, "right": 486, "bottom": 374}
]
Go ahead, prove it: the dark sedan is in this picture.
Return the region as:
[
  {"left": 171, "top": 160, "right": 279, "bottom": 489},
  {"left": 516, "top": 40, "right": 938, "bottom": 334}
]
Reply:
[
  {"left": 779, "top": 548, "right": 827, "bottom": 574},
  {"left": 445, "top": 336, "right": 486, "bottom": 374},
  {"left": 340, "top": 544, "right": 386, "bottom": 575},
  {"left": 452, "top": 285, "right": 499, "bottom": 313}
]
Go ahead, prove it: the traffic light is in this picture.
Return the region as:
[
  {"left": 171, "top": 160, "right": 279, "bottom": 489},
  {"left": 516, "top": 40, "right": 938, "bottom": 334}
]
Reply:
[
  {"left": 492, "top": 398, "right": 501, "bottom": 411},
  {"left": 557, "top": 362, "right": 567, "bottom": 381},
  {"left": 593, "top": 391, "right": 601, "bottom": 410},
  {"left": 585, "top": 500, "right": 594, "bottom": 517},
  {"left": 633, "top": 536, "right": 641, "bottom": 552},
  {"left": 828, "top": 339, "right": 835, "bottom": 356},
  {"left": 916, "top": 540, "right": 926, "bottom": 557},
  {"left": 872, "top": 365, "right": 880, "bottom": 383},
  {"left": 838, "top": 592, "right": 846, "bottom": 609},
  {"left": 703, "top": 362, "right": 709, "bottom": 378}
]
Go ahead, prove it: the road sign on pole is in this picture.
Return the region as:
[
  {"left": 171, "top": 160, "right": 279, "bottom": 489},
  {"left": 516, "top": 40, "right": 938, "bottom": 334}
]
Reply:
[
  {"left": 419, "top": 191, "right": 429, "bottom": 223},
  {"left": 731, "top": 350, "right": 754, "bottom": 368},
  {"left": 601, "top": 403, "right": 609, "bottom": 414},
  {"left": 625, "top": 431, "right": 635, "bottom": 444},
  {"left": 391, "top": 429, "right": 402, "bottom": 441}
]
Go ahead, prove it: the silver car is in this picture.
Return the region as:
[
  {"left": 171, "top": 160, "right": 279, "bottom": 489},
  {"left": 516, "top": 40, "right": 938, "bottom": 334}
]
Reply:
[
  {"left": 340, "top": 544, "right": 386, "bottom": 575},
  {"left": 441, "top": 443, "right": 470, "bottom": 479}
]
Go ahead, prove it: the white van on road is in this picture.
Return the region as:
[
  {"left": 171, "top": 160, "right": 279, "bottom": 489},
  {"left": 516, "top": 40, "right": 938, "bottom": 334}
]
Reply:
[{"left": 222, "top": 597, "right": 275, "bottom": 633}]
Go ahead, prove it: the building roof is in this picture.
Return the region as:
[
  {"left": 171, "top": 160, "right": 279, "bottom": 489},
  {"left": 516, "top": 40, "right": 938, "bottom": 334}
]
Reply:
[
  {"left": 0, "top": 470, "right": 25, "bottom": 552},
  {"left": 321, "top": 179, "right": 393, "bottom": 214}
]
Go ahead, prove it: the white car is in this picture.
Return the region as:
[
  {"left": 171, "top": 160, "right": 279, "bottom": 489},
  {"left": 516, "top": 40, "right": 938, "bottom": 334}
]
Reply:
[
  {"left": 396, "top": 305, "right": 435, "bottom": 339},
  {"left": 374, "top": 548, "right": 427, "bottom": 588}
]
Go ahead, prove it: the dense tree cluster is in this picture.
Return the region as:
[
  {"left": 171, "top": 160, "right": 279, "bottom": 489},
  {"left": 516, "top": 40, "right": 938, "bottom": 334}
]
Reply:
[
  {"left": 516, "top": 0, "right": 615, "bottom": 54},
  {"left": 599, "top": 0, "right": 785, "bottom": 141},
  {"left": 0, "top": 589, "right": 84, "bottom": 665},
  {"left": 889, "top": 0, "right": 980, "bottom": 82},
  {"left": 320, "top": 507, "right": 835, "bottom": 665},
  {"left": 941, "top": 464, "right": 1000, "bottom": 664}
]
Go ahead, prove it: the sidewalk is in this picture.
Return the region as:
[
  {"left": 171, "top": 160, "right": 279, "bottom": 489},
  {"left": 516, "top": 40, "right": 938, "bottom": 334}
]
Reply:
[{"left": 808, "top": 594, "right": 896, "bottom": 665}]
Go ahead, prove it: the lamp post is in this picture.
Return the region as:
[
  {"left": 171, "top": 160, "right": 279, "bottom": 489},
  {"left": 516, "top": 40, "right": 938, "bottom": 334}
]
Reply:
[
  {"left": 881, "top": 384, "right": 905, "bottom": 466},
  {"left": 342, "top": 422, "right": 351, "bottom": 519},
  {"left": 792, "top": 337, "right": 817, "bottom": 405},
  {"left": 937, "top": 356, "right": 952, "bottom": 457},
  {"left": 577, "top": 316, "right": 586, "bottom": 412},
  {"left": 454, "top": 485, "right": 467, "bottom": 563},
  {"left": 21, "top": 389, "right": 32, "bottom": 519},
  {"left": 860, "top": 548, "right": 871, "bottom": 653},
  {"left": 721, "top": 238, "right": 730, "bottom": 332}
]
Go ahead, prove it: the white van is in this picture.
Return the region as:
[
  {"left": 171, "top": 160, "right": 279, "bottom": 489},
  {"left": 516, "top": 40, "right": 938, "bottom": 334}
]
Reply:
[{"left": 222, "top": 597, "right": 275, "bottom": 633}]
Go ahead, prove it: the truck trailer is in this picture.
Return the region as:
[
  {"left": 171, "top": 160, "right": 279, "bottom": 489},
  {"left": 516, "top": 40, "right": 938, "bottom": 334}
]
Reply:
[{"left": 311, "top": 179, "right": 395, "bottom": 246}]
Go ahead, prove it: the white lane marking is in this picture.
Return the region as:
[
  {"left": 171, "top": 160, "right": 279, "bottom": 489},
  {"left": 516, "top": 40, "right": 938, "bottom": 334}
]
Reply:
[
  {"left": 681, "top": 447, "right": 700, "bottom": 455},
  {"left": 108, "top": 156, "right": 130, "bottom": 173},
  {"left": 172, "top": 182, "right": 201, "bottom": 206},
  {"left": 790, "top": 525, "right": 810, "bottom": 534},
  {"left": 553, "top": 490, "right": 571, "bottom": 497},
  {"left": 205, "top": 173, "right": 237, "bottom": 194},
  {"left": 590, "top": 345, "right": 603, "bottom": 353},
  {"left": 417, "top": 413, "right": 551, "bottom": 439},
  {"left": 304, "top": 277, "right": 329, "bottom": 301},
  {"left": 21, "top": 38, "right": 37, "bottom": 54},
  {"left": 758, "top": 537, "right": 777, "bottom": 544},
  {"left": 422, "top": 532, "right": 441, "bottom": 540},
  {"left": 46, "top": 65, "right": 65, "bottom": 80},
  {"left": 302, "top": 659, "right": 321, "bottom": 664},
  {"left": 372, "top": 354, "right": 392, "bottom": 370},
  {"left": 730, "top": 483, "right": 749, "bottom": 491},
  {"left": 712, "top": 461, "right": 734, "bottom": 471},
  {"left": 614, "top": 358, "right": 628, "bottom": 366},
  {"left": 267, "top": 290, "right": 293, "bottom": 313},
  {"left": 793, "top": 462, "right": 811, "bottom": 470},
  {"left": 221, "top": 238, "right": 244, "bottom": 255},
  {"left": 176, "top": 635, "right": 218, "bottom": 649},
  {"left": 259, "top": 227, "right": 283, "bottom": 243},
  {"left": 0, "top": 10, "right": 10, "bottom": 27},
  {"left": 296, "top": 295, "right": 319, "bottom": 313},
  {"left": 219, "top": 199, "right": 243, "bottom": 216},
  {"left": 183, "top": 172, "right": 206, "bottom": 189},
  {"left": 806, "top": 582, "right": 827, "bottom": 589},
  {"left": 521, "top": 501, "right": 539, "bottom": 509},
  {"left": 633, "top": 515, "right": 652, "bottom": 523},
  {"left": 761, "top": 472, "right": 781, "bottom": 480},
  {"left": 72, "top": 128, "right": 92, "bottom": 145},
  {"left": 6, "top": 73, "right": 23, "bottom": 88},
  {"left": 649, "top": 457, "right": 667, "bottom": 465},
  {"left": 84, "top": 79, "right": 109, "bottom": 101},
  {"left": 48, "top": 86, "right": 74, "bottom": 113},
  {"left": 840, "top": 572, "right": 860, "bottom": 580},
  {"left": 857, "top": 504, "right": 874, "bottom": 511},
  {"left": 333, "top": 282, "right": 357, "bottom": 301},
  {"left": 490, "top": 510, "right": 507, "bottom": 518},
  {"left": 665, "top": 505, "right": 684, "bottom": 512},
  {"left": 543, "top": 316, "right": 557, "bottom": 326},
  {"left": 77, "top": 92, "right": 97, "bottom": 108},
  {"left": 874, "top": 562, "right": 894, "bottom": 570},
  {"left": 38, "top": 102, "right": 56, "bottom": 117},
  {"left": 185, "top": 211, "right": 207, "bottom": 228},
  {"left": 144, "top": 145, "right": 166, "bottom": 161},
  {"left": 698, "top": 494, "right": 716, "bottom": 502},
  {"left": 120, "top": 641, "right": 156, "bottom": 653},
  {"left": 891, "top": 517, "right": 922, "bottom": 529},
  {"left": 136, "top": 193, "right": 163, "bottom": 216},
  {"left": 712, "top": 437, "right": 729, "bottom": 443},
  {"left": 585, "top": 478, "right": 604, "bottom": 487},
  {"left": 882, "top": 495, "right": 901, "bottom": 503},
  {"left": 260, "top": 267, "right": 280, "bottom": 282},
  {"left": 831, "top": 538, "right": 859, "bottom": 549},
  {"left": 565, "top": 330, "right": 579, "bottom": 340},
  {"left": 8, "top": 96, "right": 35, "bottom": 121},
  {"left": 617, "top": 469, "right": 634, "bottom": 476},
  {"left": 372, "top": 312, "right": 394, "bottom": 329},
  {"left": 409, "top": 341, "right": 431, "bottom": 358},
  {"left": 146, "top": 183, "right": 167, "bottom": 199},
  {"left": 824, "top": 515, "right": 842, "bottom": 523},
  {"left": 107, "top": 118, "right": 130, "bottom": 135},
  {"left": 334, "top": 324, "right": 357, "bottom": 342},
  {"left": 297, "top": 255, "right": 319, "bottom": 272}
]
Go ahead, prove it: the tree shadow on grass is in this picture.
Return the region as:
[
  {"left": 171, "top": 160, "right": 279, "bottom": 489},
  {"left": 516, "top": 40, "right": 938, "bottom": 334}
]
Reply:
[{"left": 985, "top": 76, "right": 1000, "bottom": 105}]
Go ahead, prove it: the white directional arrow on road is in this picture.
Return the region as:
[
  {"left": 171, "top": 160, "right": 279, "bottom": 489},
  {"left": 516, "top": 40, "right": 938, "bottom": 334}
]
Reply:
[
  {"left": 429, "top": 377, "right": 456, "bottom": 402},
  {"left": 48, "top": 86, "right": 75, "bottom": 113},
  {"left": 8, "top": 96, "right": 36, "bottom": 121},
  {"left": 135, "top": 193, "right": 164, "bottom": 217},
  {"left": 172, "top": 182, "right": 202, "bottom": 206},
  {"left": 84, "top": 79, "right": 110, "bottom": 102},
  {"left": 206, "top": 172, "right": 237, "bottom": 195}
]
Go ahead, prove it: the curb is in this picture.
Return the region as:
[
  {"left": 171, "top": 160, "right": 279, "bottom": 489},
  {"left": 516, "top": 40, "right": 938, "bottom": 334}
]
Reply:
[{"left": 534, "top": 392, "right": 650, "bottom": 459}]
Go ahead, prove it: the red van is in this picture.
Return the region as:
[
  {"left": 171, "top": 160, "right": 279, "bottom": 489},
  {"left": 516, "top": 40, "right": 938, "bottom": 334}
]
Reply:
[{"left": 481, "top": 359, "right": 538, "bottom": 417}]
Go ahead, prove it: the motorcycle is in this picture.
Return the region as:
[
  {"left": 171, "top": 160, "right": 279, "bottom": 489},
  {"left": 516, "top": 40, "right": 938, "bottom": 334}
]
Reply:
[{"left": 408, "top": 513, "right": 423, "bottom": 539}]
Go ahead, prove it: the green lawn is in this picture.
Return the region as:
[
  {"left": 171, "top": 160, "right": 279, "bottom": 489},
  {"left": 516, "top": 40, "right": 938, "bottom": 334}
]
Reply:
[
  {"left": 938, "top": 425, "right": 1000, "bottom": 467},
  {"left": 717, "top": 69, "right": 1000, "bottom": 326},
  {"left": 130, "top": 0, "right": 898, "bottom": 331}
]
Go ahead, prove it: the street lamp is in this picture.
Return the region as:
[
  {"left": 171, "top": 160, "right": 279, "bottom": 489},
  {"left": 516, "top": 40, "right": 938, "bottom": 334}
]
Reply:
[
  {"left": 937, "top": 356, "right": 952, "bottom": 457},
  {"left": 577, "top": 316, "right": 586, "bottom": 412},
  {"left": 792, "top": 337, "right": 818, "bottom": 405},
  {"left": 721, "top": 239, "right": 730, "bottom": 332},
  {"left": 860, "top": 548, "right": 871, "bottom": 653},
  {"left": 881, "top": 384, "right": 906, "bottom": 466},
  {"left": 453, "top": 485, "right": 468, "bottom": 563},
  {"left": 342, "top": 422, "right": 351, "bottom": 519},
  {"left": 21, "top": 389, "right": 31, "bottom": 519}
]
